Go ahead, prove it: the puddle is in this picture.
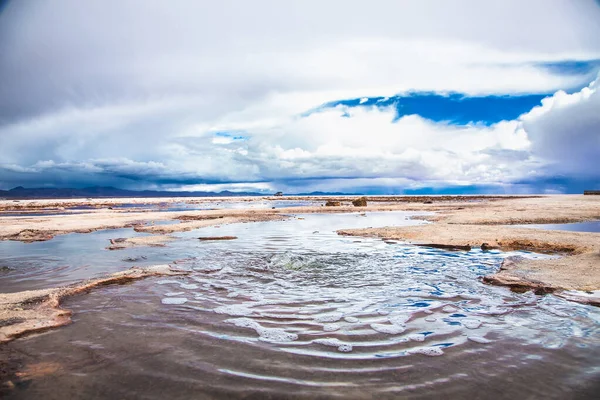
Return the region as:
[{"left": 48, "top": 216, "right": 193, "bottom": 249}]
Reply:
[{"left": 515, "top": 220, "right": 600, "bottom": 233}]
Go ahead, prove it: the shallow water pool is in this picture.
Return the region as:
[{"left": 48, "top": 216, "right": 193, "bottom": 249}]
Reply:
[
  {"left": 515, "top": 220, "right": 600, "bottom": 233},
  {"left": 2, "top": 211, "right": 599, "bottom": 399}
]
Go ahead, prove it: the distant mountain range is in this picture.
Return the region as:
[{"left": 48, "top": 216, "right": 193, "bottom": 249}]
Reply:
[
  {"left": 0, "top": 186, "right": 359, "bottom": 199},
  {"left": 0, "top": 186, "right": 264, "bottom": 199}
]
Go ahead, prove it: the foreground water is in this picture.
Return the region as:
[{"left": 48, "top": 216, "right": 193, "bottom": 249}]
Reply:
[{"left": 2, "top": 212, "right": 600, "bottom": 398}]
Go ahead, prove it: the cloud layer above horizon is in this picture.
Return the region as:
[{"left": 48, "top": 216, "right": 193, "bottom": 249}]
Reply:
[{"left": 1, "top": 0, "right": 599, "bottom": 194}]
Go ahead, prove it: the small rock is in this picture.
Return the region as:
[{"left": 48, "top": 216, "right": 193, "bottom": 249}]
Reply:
[
  {"left": 481, "top": 243, "right": 497, "bottom": 251},
  {"left": 325, "top": 201, "right": 341, "bottom": 206},
  {"left": 198, "top": 236, "right": 238, "bottom": 241},
  {"left": 352, "top": 197, "right": 368, "bottom": 207},
  {"left": 122, "top": 256, "right": 147, "bottom": 262}
]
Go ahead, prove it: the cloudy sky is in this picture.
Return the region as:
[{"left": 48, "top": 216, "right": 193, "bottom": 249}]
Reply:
[{"left": 1, "top": 0, "right": 599, "bottom": 194}]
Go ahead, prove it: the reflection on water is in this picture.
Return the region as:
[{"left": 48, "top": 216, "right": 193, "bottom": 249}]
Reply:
[
  {"left": 515, "top": 220, "right": 600, "bottom": 233},
  {"left": 106, "top": 199, "right": 321, "bottom": 212},
  {"left": 0, "top": 227, "right": 173, "bottom": 292},
  {"left": 2, "top": 212, "right": 600, "bottom": 398}
]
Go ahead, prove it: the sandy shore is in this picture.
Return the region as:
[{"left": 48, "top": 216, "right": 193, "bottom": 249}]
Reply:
[
  {"left": 0, "top": 194, "right": 533, "bottom": 211},
  {"left": 0, "top": 208, "right": 289, "bottom": 242},
  {"left": 1, "top": 195, "right": 588, "bottom": 242},
  {"left": 106, "top": 235, "right": 175, "bottom": 250},
  {"left": 336, "top": 195, "right": 600, "bottom": 299},
  {"left": 0, "top": 265, "right": 188, "bottom": 343}
]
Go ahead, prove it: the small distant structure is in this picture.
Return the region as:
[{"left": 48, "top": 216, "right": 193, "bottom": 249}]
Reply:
[
  {"left": 274, "top": 191, "right": 284, "bottom": 197},
  {"left": 584, "top": 190, "right": 600, "bottom": 195}
]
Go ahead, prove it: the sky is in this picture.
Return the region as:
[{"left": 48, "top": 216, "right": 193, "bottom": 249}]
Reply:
[{"left": 0, "top": 0, "right": 599, "bottom": 194}]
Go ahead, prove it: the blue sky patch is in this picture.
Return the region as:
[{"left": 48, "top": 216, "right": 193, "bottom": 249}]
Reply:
[
  {"left": 536, "top": 59, "right": 600, "bottom": 76},
  {"left": 309, "top": 92, "right": 548, "bottom": 125},
  {"left": 213, "top": 131, "right": 249, "bottom": 141}
]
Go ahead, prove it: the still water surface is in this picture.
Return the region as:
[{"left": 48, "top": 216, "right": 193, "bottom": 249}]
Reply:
[
  {"left": 0, "top": 199, "right": 320, "bottom": 217},
  {"left": 515, "top": 220, "right": 600, "bottom": 233},
  {"left": 2, "top": 212, "right": 599, "bottom": 398}
]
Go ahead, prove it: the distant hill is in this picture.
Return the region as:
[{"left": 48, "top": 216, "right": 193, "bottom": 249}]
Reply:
[
  {"left": 0, "top": 186, "right": 265, "bottom": 199},
  {"left": 0, "top": 186, "right": 360, "bottom": 199}
]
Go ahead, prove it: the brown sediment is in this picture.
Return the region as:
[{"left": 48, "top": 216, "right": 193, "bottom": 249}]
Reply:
[
  {"left": 198, "top": 236, "right": 238, "bottom": 241},
  {"left": 106, "top": 235, "right": 175, "bottom": 250},
  {"left": 481, "top": 252, "right": 600, "bottom": 295},
  {"left": 5, "top": 229, "right": 65, "bottom": 243},
  {"left": 177, "top": 215, "right": 224, "bottom": 221},
  {"left": 0, "top": 209, "right": 290, "bottom": 242},
  {"left": 436, "top": 195, "right": 600, "bottom": 225},
  {"left": 414, "top": 243, "right": 473, "bottom": 251},
  {"left": 0, "top": 265, "right": 189, "bottom": 343},
  {"left": 481, "top": 256, "right": 560, "bottom": 295},
  {"left": 134, "top": 214, "right": 285, "bottom": 235},
  {"left": 0, "top": 348, "right": 63, "bottom": 396},
  {"left": 339, "top": 222, "right": 596, "bottom": 254},
  {"left": 14, "top": 361, "right": 62, "bottom": 379}
]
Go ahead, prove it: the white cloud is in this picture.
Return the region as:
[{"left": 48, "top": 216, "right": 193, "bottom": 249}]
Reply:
[
  {"left": 0, "top": 0, "right": 599, "bottom": 192},
  {"left": 0, "top": 99, "right": 535, "bottom": 190},
  {"left": 521, "top": 75, "right": 600, "bottom": 179},
  {"left": 2, "top": 0, "right": 600, "bottom": 121}
]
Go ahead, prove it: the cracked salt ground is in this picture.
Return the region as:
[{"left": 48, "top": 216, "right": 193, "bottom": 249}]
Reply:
[{"left": 4, "top": 212, "right": 600, "bottom": 398}]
